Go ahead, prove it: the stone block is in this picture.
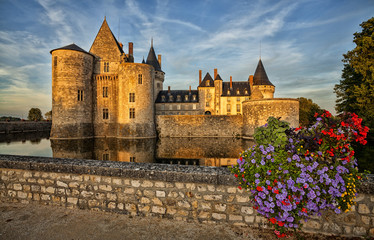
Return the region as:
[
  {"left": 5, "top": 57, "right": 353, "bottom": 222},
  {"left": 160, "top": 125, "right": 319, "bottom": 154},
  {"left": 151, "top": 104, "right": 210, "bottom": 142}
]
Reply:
[
  {"left": 185, "top": 183, "right": 196, "bottom": 190},
  {"left": 236, "top": 195, "right": 249, "bottom": 203},
  {"left": 41, "top": 194, "right": 50, "bottom": 201},
  {"left": 200, "top": 202, "right": 211, "bottom": 210},
  {"left": 214, "top": 203, "right": 226, "bottom": 212},
  {"left": 144, "top": 190, "right": 155, "bottom": 197},
  {"left": 177, "top": 200, "right": 191, "bottom": 209},
  {"left": 227, "top": 195, "right": 235, "bottom": 203},
  {"left": 13, "top": 183, "right": 22, "bottom": 191},
  {"left": 118, "top": 203, "right": 124, "bottom": 210},
  {"left": 72, "top": 175, "right": 83, "bottom": 181},
  {"left": 46, "top": 187, "right": 55, "bottom": 194},
  {"left": 168, "top": 191, "right": 178, "bottom": 198},
  {"left": 56, "top": 181, "right": 68, "bottom": 188},
  {"left": 141, "top": 181, "right": 154, "bottom": 188},
  {"left": 67, "top": 197, "right": 78, "bottom": 204},
  {"left": 353, "top": 226, "right": 366, "bottom": 236},
  {"left": 241, "top": 206, "right": 254, "bottom": 215},
  {"left": 362, "top": 215, "right": 370, "bottom": 225},
  {"left": 358, "top": 204, "right": 370, "bottom": 214},
  {"left": 99, "top": 185, "right": 112, "bottom": 191},
  {"left": 57, "top": 188, "right": 65, "bottom": 195},
  {"left": 304, "top": 220, "right": 321, "bottom": 229},
  {"left": 198, "top": 211, "right": 210, "bottom": 219},
  {"left": 229, "top": 215, "right": 243, "bottom": 221},
  {"left": 177, "top": 210, "right": 189, "bottom": 217},
  {"left": 156, "top": 190, "right": 166, "bottom": 198},
  {"left": 108, "top": 202, "right": 116, "bottom": 209},
  {"left": 175, "top": 182, "right": 184, "bottom": 189},
  {"left": 212, "top": 213, "right": 226, "bottom": 220},
  {"left": 216, "top": 186, "right": 226, "bottom": 192},
  {"left": 23, "top": 185, "right": 30, "bottom": 191},
  {"left": 124, "top": 188, "right": 135, "bottom": 194},
  {"left": 102, "top": 177, "right": 112, "bottom": 184},
  {"left": 81, "top": 191, "right": 94, "bottom": 198},
  {"left": 207, "top": 185, "right": 215, "bottom": 192},
  {"left": 33, "top": 193, "right": 40, "bottom": 201},
  {"left": 88, "top": 200, "right": 99, "bottom": 208},
  {"left": 139, "top": 206, "right": 150, "bottom": 213},
  {"left": 152, "top": 198, "right": 163, "bottom": 206},
  {"left": 131, "top": 180, "right": 141, "bottom": 187},
  {"left": 7, "top": 190, "right": 16, "bottom": 197},
  {"left": 69, "top": 182, "right": 79, "bottom": 188},
  {"left": 140, "top": 197, "right": 150, "bottom": 204},
  {"left": 353, "top": 193, "right": 365, "bottom": 202},
  {"left": 152, "top": 206, "right": 166, "bottom": 214},
  {"left": 107, "top": 193, "right": 117, "bottom": 201},
  {"left": 203, "top": 195, "right": 223, "bottom": 201},
  {"left": 112, "top": 178, "right": 122, "bottom": 185},
  {"left": 155, "top": 182, "right": 165, "bottom": 188},
  {"left": 37, "top": 179, "right": 45, "bottom": 185},
  {"left": 91, "top": 176, "right": 101, "bottom": 183},
  {"left": 197, "top": 185, "right": 207, "bottom": 192},
  {"left": 125, "top": 203, "right": 137, "bottom": 212},
  {"left": 17, "top": 191, "right": 27, "bottom": 199}
]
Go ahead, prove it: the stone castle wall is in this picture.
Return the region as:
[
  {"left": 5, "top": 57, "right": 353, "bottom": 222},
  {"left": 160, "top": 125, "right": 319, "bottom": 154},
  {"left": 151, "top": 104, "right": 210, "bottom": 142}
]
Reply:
[
  {"left": 156, "top": 115, "right": 243, "bottom": 138},
  {"left": 0, "top": 155, "right": 373, "bottom": 238}
]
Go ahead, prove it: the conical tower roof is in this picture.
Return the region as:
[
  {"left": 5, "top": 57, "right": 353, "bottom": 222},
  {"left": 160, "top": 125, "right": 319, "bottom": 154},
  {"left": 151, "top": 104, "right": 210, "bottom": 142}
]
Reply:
[
  {"left": 215, "top": 74, "right": 222, "bottom": 81},
  {"left": 199, "top": 72, "right": 214, "bottom": 87},
  {"left": 50, "top": 43, "right": 93, "bottom": 56},
  {"left": 146, "top": 40, "right": 162, "bottom": 72},
  {"left": 89, "top": 18, "right": 124, "bottom": 60},
  {"left": 253, "top": 59, "right": 274, "bottom": 86}
]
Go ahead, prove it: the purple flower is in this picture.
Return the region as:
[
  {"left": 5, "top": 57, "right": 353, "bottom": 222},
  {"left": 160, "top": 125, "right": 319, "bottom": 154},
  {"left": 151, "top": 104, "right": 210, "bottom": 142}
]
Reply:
[
  {"left": 260, "top": 160, "right": 265, "bottom": 165},
  {"left": 255, "top": 173, "right": 260, "bottom": 178},
  {"left": 251, "top": 159, "right": 256, "bottom": 164}
]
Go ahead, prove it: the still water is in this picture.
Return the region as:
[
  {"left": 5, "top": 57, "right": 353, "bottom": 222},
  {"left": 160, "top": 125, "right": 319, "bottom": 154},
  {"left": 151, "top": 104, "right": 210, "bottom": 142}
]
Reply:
[{"left": 0, "top": 132, "right": 255, "bottom": 167}]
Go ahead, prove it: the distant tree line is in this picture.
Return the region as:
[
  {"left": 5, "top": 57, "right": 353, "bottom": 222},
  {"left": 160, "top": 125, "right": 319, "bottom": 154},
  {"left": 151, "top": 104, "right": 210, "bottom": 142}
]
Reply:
[{"left": 1, "top": 108, "right": 52, "bottom": 122}]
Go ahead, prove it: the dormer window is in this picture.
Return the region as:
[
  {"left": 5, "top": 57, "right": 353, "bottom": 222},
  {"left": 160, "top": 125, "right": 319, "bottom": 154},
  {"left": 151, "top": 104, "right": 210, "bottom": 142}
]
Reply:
[
  {"left": 161, "top": 95, "right": 166, "bottom": 102},
  {"left": 206, "top": 81, "right": 210, "bottom": 86},
  {"left": 177, "top": 95, "right": 181, "bottom": 102},
  {"left": 244, "top": 89, "right": 248, "bottom": 94},
  {"left": 184, "top": 95, "right": 189, "bottom": 101},
  {"left": 227, "top": 90, "right": 230, "bottom": 95},
  {"left": 192, "top": 95, "right": 196, "bottom": 101},
  {"left": 169, "top": 95, "right": 173, "bottom": 102},
  {"left": 236, "top": 89, "right": 240, "bottom": 95}
]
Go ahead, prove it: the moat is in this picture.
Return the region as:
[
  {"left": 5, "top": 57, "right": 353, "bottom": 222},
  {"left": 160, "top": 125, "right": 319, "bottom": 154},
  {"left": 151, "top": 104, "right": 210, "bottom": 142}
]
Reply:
[{"left": 0, "top": 132, "right": 254, "bottom": 167}]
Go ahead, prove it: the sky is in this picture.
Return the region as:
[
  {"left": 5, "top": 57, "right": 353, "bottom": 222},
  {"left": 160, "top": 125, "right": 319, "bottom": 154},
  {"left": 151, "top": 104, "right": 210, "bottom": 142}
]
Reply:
[{"left": 0, "top": 0, "right": 373, "bottom": 118}]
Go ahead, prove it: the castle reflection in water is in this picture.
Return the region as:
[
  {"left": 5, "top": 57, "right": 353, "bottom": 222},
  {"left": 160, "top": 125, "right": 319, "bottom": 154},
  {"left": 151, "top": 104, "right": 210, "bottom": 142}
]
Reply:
[{"left": 51, "top": 137, "right": 255, "bottom": 167}]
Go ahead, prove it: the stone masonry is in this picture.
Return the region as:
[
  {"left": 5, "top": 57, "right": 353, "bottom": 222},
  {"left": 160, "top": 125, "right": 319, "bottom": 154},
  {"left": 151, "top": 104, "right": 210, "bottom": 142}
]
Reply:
[{"left": 0, "top": 155, "right": 373, "bottom": 238}]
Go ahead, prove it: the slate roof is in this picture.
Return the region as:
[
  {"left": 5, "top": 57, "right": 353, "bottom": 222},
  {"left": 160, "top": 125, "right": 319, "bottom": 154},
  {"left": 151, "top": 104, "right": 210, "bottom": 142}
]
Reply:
[
  {"left": 215, "top": 74, "right": 223, "bottom": 81},
  {"left": 50, "top": 43, "right": 94, "bottom": 56},
  {"left": 221, "top": 82, "right": 251, "bottom": 97},
  {"left": 253, "top": 59, "right": 274, "bottom": 86},
  {"left": 199, "top": 73, "right": 214, "bottom": 87},
  {"left": 155, "top": 90, "right": 199, "bottom": 103},
  {"left": 146, "top": 43, "right": 162, "bottom": 72}
]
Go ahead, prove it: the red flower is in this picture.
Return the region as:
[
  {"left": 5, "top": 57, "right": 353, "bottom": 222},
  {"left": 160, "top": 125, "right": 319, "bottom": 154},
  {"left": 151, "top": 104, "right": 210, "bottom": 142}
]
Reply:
[
  {"left": 268, "top": 185, "right": 272, "bottom": 190},
  {"left": 278, "top": 221, "right": 284, "bottom": 227},
  {"left": 314, "top": 112, "right": 319, "bottom": 117},
  {"left": 274, "top": 189, "right": 279, "bottom": 194},
  {"left": 269, "top": 218, "right": 277, "bottom": 224},
  {"left": 256, "top": 186, "right": 263, "bottom": 192},
  {"left": 234, "top": 174, "right": 238, "bottom": 178},
  {"left": 238, "top": 186, "right": 242, "bottom": 190},
  {"left": 302, "top": 208, "right": 307, "bottom": 213}
]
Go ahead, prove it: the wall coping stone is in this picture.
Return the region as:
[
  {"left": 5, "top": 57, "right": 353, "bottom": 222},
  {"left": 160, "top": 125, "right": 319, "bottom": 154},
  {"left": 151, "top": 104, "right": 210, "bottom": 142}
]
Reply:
[{"left": 0, "top": 154, "right": 372, "bottom": 193}]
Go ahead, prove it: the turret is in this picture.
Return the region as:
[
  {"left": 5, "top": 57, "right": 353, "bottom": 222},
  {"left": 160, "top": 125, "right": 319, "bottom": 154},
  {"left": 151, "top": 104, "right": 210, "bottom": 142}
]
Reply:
[
  {"left": 214, "top": 69, "right": 223, "bottom": 115},
  {"left": 146, "top": 39, "right": 165, "bottom": 101},
  {"left": 50, "top": 44, "right": 94, "bottom": 139},
  {"left": 252, "top": 59, "right": 275, "bottom": 99}
]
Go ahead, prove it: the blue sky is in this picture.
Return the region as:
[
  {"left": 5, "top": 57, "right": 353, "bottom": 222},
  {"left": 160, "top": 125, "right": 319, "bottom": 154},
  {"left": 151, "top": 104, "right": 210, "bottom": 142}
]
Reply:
[{"left": 0, "top": 0, "right": 373, "bottom": 118}]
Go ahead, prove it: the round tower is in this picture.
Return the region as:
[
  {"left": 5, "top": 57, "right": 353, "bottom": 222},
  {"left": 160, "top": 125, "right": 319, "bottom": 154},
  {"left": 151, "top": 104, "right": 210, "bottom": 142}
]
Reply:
[
  {"left": 50, "top": 44, "right": 94, "bottom": 139},
  {"left": 117, "top": 63, "right": 156, "bottom": 138}
]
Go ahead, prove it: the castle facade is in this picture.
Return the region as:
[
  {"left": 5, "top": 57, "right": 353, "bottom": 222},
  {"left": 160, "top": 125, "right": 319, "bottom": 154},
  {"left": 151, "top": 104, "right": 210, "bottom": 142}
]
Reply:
[{"left": 50, "top": 18, "right": 298, "bottom": 139}]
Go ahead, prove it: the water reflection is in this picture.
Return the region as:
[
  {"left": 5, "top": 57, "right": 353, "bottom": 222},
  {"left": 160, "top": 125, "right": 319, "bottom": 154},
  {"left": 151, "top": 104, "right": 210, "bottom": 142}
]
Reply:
[{"left": 1, "top": 133, "right": 255, "bottom": 167}]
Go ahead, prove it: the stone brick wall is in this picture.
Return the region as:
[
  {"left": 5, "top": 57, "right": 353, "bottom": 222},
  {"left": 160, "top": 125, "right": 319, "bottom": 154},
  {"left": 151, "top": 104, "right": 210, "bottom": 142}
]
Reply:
[
  {"left": 156, "top": 115, "right": 243, "bottom": 138},
  {"left": 0, "top": 122, "right": 51, "bottom": 134},
  {"left": 0, "top": 155, "right": 372, "bottom": 238}
]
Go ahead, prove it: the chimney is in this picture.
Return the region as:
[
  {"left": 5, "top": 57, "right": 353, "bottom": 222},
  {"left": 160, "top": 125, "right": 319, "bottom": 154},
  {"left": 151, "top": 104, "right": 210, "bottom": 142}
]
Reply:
[
  {"left": 214, "top": 68, "right": 217, "bottom": 79},
  {"left": 199, "top": 70, "right": 202, "bottom": 85},
  {"left": 128, "top": 42, "right": 133, "bottom": 56},
  {"left": 158, "top": 54, "right": 161, "bottom": 68},
  {"left": 249, "top": 75, "right": 254, "bottom": 91},
  {"left": 189, "top": 86, "right": 191, "bottom": 93},
  {"left": 230, "top": 76, "right": 233, "bottom": 89},
  {"left": 168, "top": 86, "right": 171, "bottom": 93}
]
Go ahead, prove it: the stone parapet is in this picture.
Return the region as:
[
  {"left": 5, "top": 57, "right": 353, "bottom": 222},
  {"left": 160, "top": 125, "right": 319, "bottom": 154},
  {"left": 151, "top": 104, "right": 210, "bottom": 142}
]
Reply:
[{"left": 0, "top": 154, "right": 373, "bottom": 238}]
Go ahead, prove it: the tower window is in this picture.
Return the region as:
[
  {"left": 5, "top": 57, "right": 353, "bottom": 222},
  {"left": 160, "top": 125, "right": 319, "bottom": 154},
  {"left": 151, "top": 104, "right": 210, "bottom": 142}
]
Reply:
[
  {"left": 129, "top": 108, "right": 135, "bottom": 118},
  {"left": 103, "top": 153, "right": 109, "bottom": 161},
  {"left": 78, "top": 90, "right": 84, "bottom": 101},
  {"left": 237, "top": 104, "right": 241, "bottom": 113},
  {"left": 54, "top": 56, "right": 57, "bottom": 67},
  {"left": 227, "top": 104, "right": 231, "bottom": 113},
  {"left": 206, "top": 102, "right": 210, "bottom": 107},
  {"left": 138, "top": 74, "right": 142, "bottom": 84},
  {"left": 103, "top": 87, "right": 108, "bottom": 98},
  {"left": 104, "top": 62, "right": 109, "bottom": 72},
  {"left": 130, "top": 156, "right": 136, "bottom": 162},
  {"left": 103, "top": 108, "right": 109, "bottom": 119},
  {"left": 129, "top": 93, "right": 135, "bottom": 102}
]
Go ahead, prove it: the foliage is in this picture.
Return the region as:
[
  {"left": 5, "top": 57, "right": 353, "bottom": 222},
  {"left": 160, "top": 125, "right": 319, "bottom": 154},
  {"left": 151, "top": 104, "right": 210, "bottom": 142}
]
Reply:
[
  {"left": 334, "top": 17, "right": 374, "bottom": 129},
  {"left": 254, "top": 117, "right": 289, "bottom": 148},
  {"left": 27, "top": 108, "right": 43, "bottom": 121},
  {"left": 230, "top": 112, "right": 369, "bottom": 238},
  {"left": 297, "top": 97, "right": 323, "bottom": 127},
  {"left": 0, "top": 116, "right": 21, "bottom": 121},
  {"left": 45, "top": 110, "right": 52, "bottom": 121}
]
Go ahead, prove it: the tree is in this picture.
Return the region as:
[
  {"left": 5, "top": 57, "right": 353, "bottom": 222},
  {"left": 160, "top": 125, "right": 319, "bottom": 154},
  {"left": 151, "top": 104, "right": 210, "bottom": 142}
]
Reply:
[
  {"left": 27, "top": 108, "right": 43, "bottom": 121},
  {"left": 45, "top": 110, "right": 52, "bottom": 121},
  {"left": 334, "top": 17, "right": 374, "bottom": 129},
  {"left": 297, "top": 97, "right": 323, "bottom": 127}
]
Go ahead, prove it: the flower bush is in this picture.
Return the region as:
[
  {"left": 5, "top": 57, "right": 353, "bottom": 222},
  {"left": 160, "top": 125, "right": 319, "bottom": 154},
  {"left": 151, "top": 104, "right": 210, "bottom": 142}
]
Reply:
[{"left": 230, "top": 111, "right": 370, "bottom": 238}]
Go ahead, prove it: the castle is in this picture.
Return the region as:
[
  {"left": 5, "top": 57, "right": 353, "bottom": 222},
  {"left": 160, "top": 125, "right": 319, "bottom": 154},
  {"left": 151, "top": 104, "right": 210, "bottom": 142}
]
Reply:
[{"left": 50, "top": 18, "right": 299, "bottom": 139}]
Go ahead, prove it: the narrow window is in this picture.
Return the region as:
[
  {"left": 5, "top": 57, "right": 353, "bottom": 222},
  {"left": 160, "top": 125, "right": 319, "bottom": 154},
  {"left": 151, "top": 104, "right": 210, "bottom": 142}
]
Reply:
[
  {"left": 237, "top": 97, "right": 240, "bottom": 102},
  {"left": 157, "top": 83, "right": 161, "bottom": 88},
  {"left": 193, "top": 104, "right": 196, "bottom": 110},
  {"left": 104, "top": 62, "right": 109, "bottom": 72},
  {"left": 129, "top": 108, "right": 135, "bottom": 118},
  {"left": 237, "top": 104, "right": 241, "bottom": 113},
  {"left": 103, "top": 108, "right": 109, "bottom": 119},
  {"left": 227, "top": 98, "right": 231, "bottom": 102},
  {"left": 206, "top": 81, "right": 210, "bottom": 86},
  {"left": 138, "top": 74, "right": 142, "bottom": 84},
  {"left": 78, "top": 90, "right": 84, "bottom": 101},
  {"left": 177, "top": 105, "right": 181, "bottom": 110},
  {"left": 184, "top": 95, "right": 188, "bottom": 101},
  {"left": 129, "top": 93, "right": 135, "bottom": 102},
  {"left": 130, "top": 156, "right": 136, "bottom": 162},
  {"left": 236, "top": 89, "right": 240, "bottom": 95},
  {"left": 103, "top": 153, "right": 109, "bottom": 161},
  {"left": 192, "top": 95, "right": 196, "bottom": 101},
  {"left": 53, "top": 56, "right": 57, "bottom": 67},
  {"left": 161, "top": 105, "right": 165, "bottom": 110},
  {"left": 244, "top": 89, "right": 248, "bottom": 94},
  {"left": 206, "top": 102, "right": 210, "bottom": 107},
  {"left": 103, "top": 87, "right": 108, "bottom": 98},
  {"left": 227, "top": 104, "right": 231, "bottom": 113}
]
